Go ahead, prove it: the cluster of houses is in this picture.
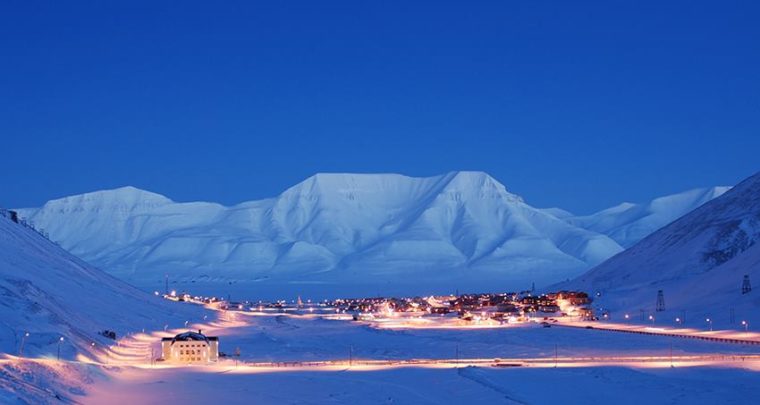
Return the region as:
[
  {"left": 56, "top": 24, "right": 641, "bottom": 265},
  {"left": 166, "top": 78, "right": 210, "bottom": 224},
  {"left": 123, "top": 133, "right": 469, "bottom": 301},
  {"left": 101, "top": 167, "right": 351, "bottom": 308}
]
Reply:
[
  {"left": 328, "top": 290, "right": 594, "bottom": 321},
  {"left": 160, "top": 285, "right": 595, "bottom": 323}
]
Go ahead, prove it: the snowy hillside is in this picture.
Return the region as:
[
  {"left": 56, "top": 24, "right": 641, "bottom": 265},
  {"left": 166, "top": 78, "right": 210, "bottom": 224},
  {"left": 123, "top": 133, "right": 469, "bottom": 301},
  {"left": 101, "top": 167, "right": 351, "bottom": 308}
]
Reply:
[
  {"left": 563, "top": 186, "right": 730, "bottom": 247},
  {"left": 565, "top": 172, "right": 760, "bottom": 326},
  {"left": 18, "top": 172, "right": 624, "bottom": 296},
  {"left": 0, "top": 211, "right": 205, "bottom": 360}
]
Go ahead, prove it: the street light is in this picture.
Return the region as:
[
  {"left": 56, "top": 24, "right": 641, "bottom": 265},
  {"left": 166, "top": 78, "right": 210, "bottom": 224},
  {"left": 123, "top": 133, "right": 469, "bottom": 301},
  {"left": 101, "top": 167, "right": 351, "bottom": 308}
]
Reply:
[
  {"left": 624, "top": 314, "right": 630, "bottom": 321},
  {"left": 675, "top": 317, "right": 682, "bottom": 326},
  {"left": 57, "top": 337, "right": 64, "bottom": 361},
  {"left": 706, "top": 318, "right": 713, "bottom": 331},
  {"left": 19, "top": 332, "right": 30, "bottom": 357},
  {"left": 184, "top": 320, "right": 189, "bottom": 328},
  {"left": 649, "top": 314, "right": 655, "bottom": 324},
  {"left": 742, "top": 320, "right": 749, "bottom": 332}
]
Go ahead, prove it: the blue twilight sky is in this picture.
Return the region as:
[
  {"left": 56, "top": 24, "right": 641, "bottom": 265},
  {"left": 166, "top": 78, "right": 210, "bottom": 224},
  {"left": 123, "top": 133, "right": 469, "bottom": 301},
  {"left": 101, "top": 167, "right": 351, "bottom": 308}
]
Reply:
[{"left": 1, "top": 1, "right": 758, "bottom": 214}]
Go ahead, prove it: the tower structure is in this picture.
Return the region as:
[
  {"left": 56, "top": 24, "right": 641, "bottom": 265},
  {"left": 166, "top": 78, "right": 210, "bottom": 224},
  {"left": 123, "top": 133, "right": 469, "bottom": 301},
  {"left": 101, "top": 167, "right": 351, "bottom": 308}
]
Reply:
[
  {"left": 656, "top": 290, "right": 665, "bottom": 312},
  {"left": 742, "top": 274, "right": 752, "bottom": 294}
]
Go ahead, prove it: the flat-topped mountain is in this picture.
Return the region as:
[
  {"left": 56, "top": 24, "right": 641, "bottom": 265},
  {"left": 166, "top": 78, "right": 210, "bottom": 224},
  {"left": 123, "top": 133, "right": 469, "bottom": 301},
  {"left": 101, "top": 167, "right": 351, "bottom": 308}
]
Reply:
[{"left": 18, "top": 172, "right": 622, "bottom": 295}]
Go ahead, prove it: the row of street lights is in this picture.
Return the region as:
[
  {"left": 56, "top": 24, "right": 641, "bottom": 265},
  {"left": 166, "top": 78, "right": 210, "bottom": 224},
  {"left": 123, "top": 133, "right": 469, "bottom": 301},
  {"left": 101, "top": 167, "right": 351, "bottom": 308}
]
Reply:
[
  {"left": 18, "top": 332, "right": 71, "bottom": 361},
  {"left": 614, "top": 314, "right": 748, "bottom": 332},
  {"left": 18, "top": 315, "right": 212, "bottom": 363}
]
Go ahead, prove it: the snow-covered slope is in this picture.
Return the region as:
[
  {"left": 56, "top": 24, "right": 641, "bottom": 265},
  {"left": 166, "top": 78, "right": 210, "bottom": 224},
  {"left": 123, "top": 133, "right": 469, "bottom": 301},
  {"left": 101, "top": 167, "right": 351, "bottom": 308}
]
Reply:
[
  {"left": 562, "top": 186, "right": 730, "bottom": 248},
  {"left": 565, "top": 172, "right": 760, "bottom": 326},
  {"left": 18, "top": 172, "right": 624, "bottom": 296},
  {"left": 0, "top": 211, "right": 204, "bottom": 360}
]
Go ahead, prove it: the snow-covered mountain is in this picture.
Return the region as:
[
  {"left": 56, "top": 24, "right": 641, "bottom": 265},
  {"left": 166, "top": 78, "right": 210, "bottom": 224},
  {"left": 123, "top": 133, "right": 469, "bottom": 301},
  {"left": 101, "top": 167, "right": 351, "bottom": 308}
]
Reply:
[
  {"left": 0, "top": 209, "right": 204, "bottom": 360},
  {"left": 17, "top": 172, "right": 625, "bottom": 297},
  {"left": 562, "top": 186, "right": 730, "bottom": 248},
  {"left": 565, "top": 171, "right": 760, "bottom": 327}
]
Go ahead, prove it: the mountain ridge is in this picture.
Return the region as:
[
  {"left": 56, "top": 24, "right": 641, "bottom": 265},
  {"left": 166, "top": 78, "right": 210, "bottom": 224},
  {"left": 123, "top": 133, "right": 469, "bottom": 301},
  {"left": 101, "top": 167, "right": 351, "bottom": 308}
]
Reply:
[
  {"left": 16, "top": 172, "right": 730, "bottom": 298},
  {"left": 17, "top": 172, "right": 621, "bottom": 296}
]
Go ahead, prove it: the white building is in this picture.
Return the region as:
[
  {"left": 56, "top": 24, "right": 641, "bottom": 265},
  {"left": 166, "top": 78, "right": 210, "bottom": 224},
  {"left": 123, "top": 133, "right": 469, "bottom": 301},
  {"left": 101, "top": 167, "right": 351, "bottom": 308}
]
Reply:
[{"left": 161, "top": 330, "right": 219, "bottom": 364}]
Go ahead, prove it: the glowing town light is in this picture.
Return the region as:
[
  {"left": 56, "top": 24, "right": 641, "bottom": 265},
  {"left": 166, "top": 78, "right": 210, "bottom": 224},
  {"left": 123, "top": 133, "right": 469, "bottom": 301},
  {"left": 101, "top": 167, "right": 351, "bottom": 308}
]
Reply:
[{"left": 624, "top": 314, "right": 630, "bottom": 320}]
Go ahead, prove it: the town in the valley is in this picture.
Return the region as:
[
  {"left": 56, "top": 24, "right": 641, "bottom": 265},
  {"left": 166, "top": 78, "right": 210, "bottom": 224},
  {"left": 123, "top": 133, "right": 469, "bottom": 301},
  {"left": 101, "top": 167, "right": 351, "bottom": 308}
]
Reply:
[{"left": 155, "top": 287, "right": 595, "bottom": 363}]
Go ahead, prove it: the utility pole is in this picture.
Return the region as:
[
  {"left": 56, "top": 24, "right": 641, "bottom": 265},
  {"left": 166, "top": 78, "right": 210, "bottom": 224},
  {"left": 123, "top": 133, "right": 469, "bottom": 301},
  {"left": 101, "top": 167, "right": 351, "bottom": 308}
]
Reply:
[
  {"left": 164, "top": 274, "right": 168, "bottom": 295},
  {"left": 57, "top": 337, "right": 64, "bottom": 361},
  {"left": 19, "top": 332, "right": 29, "bottom": 357},
  {"left": 455, "top": 344, "right": 459, "bottom": 368},
  {"left": 554, "top": 344, "right": 558, "bottom": 368},
  {"left": 349, "top": 345, "right": 353, "bottom": 367}
]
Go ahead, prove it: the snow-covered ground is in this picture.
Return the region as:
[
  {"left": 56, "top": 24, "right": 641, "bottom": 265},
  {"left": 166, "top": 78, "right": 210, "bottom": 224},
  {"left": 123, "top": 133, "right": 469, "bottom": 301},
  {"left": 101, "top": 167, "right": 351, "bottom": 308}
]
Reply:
[
  {"left": 86, "top": 364, "right": 760, "bottom": 405},
  {"left": 0, "top": 208, "right": 208, "bottom": 403},
  {"left": 80, "top": 310, "right": 760, "bottom": 404},
  {"left": 5, "top": 291, "right": 760, "bottom": 403}
]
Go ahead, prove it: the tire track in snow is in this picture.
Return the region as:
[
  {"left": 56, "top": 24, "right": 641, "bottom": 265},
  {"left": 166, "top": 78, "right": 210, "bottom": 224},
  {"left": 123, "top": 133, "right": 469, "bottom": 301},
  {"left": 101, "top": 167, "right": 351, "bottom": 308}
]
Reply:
[{"left": 456, "top": 366, "right": 529, "bottom": 405}]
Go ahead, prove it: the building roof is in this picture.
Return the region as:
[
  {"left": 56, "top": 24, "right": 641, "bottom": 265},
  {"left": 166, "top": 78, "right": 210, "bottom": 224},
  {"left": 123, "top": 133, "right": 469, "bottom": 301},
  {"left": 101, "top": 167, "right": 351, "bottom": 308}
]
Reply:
[{"left": 161, "top": 330, "right": 219, "bottom": 343}]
